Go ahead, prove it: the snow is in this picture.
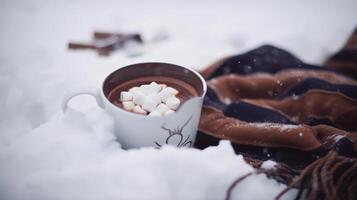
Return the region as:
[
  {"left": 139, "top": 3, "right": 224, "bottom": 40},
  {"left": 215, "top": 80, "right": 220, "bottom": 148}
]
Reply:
[
  {"left": 1, "top": 0, "right": 356, "bottom": 199},
  {"left": 262, "top": 160, "right": 277, "bottom": 169},
  {"left": 253, "top": 123, "right": 299, "bottom": 131}
]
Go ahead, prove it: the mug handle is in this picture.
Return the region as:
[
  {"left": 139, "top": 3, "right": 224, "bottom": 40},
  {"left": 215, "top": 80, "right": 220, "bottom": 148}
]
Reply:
[{"left": 62, "top": 87, "right": 104, "bottom": 112}]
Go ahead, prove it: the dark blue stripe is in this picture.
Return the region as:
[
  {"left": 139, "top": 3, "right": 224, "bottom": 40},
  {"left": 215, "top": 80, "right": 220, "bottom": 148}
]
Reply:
[
  {"left": 223, "top": 102, "right": 295, "bottom": 124},
  {"left": 204, "top": 87, "right": 295, "bottom": 124},
  {"left": 203, "top": 87, "right": 226, "bottom": 110},
  {"left": 208, "top": 45, "right": 339, "bottom": 79}
]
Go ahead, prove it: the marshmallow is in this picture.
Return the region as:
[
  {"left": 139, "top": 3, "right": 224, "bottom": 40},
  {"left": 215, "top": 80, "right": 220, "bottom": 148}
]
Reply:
[
  {"left": 148, "top": 110, "right": 162, "bottom": 116},
  {"left": 164, "top": 109, "right": 175, "bottom": 116},
  {"left": 132, "top": 91, "right": 145, "bottom": 106},
  {"left": 158, "top": 88, "right": 175, "bottom": 102},
  {"left": 166, "top": 87, "right": 179, "bottom": 95},
  {"left": 129, "top": 86, "right": 140, "bottom": 93},
  {"left": 120, "top": 91, "right": 133, "bottom": 102},
  {"left": 122, "top": 101, "right": 135, "bottom": 111},
  {"left": 142, "top": 98, "right": 157, "bottom": 112},
  {"left": 139, "top": 84, "right": 152, "bottom": 95},
  {"left": 120, "top": 82, "right": 181, "bottom": 116},
  {"left": 133, "top": 105, "right": 147, "bottom": 115},
  {"left": 156, "top": 103, "right": 170, "bottom": 114},
  {"left": 146, "top": 93, "right": 161, "bottom": 105},
  {"left": 149, "top": 82, "right": 162, "bottom": 93},
  {"left": 166, "top": 96, "right": 180, "bottom": 110},
  {"left": 159, "top": 84, "right": 167, "bottom": 90}
]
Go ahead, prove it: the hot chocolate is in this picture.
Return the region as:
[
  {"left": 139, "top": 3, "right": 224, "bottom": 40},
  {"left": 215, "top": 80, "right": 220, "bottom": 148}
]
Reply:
[{"left": 108, "top": 76, "right": 199, "bottom": 114}]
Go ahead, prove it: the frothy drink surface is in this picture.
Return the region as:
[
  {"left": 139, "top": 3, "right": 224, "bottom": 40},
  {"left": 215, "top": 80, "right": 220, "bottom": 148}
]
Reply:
[{"left": 108, "top": 76, "right": 199, "bottom": 109}]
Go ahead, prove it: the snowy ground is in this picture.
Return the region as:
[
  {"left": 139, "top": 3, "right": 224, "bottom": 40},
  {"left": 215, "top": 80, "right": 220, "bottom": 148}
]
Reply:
[{"left": 0, "top": 0, "right": 356, "bottom": 199}]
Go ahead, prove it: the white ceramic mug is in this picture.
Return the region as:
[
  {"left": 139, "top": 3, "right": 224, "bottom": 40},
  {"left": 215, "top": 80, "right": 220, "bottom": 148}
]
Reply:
[{"left": 62, "top": 62, "right": 207, "bottom": 149}]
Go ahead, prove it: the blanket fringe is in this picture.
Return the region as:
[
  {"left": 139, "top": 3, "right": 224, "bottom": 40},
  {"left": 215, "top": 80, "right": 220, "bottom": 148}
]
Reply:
[{"left": 225, "top": 152, "right": 357, "bottom": 200}]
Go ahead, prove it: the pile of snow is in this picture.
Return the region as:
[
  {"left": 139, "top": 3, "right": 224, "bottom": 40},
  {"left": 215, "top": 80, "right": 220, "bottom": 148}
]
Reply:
[
  {"left": 1, "top": 0, "right": 356, "bottom": 199},
  {"left": 0, "top": 108, "right": 291, "bottom": 200}
]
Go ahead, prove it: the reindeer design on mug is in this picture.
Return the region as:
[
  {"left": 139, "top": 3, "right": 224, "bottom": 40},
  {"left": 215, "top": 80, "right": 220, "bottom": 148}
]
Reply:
[{"left": 155, "top": 116, "right": 193, "bottom": 148}]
